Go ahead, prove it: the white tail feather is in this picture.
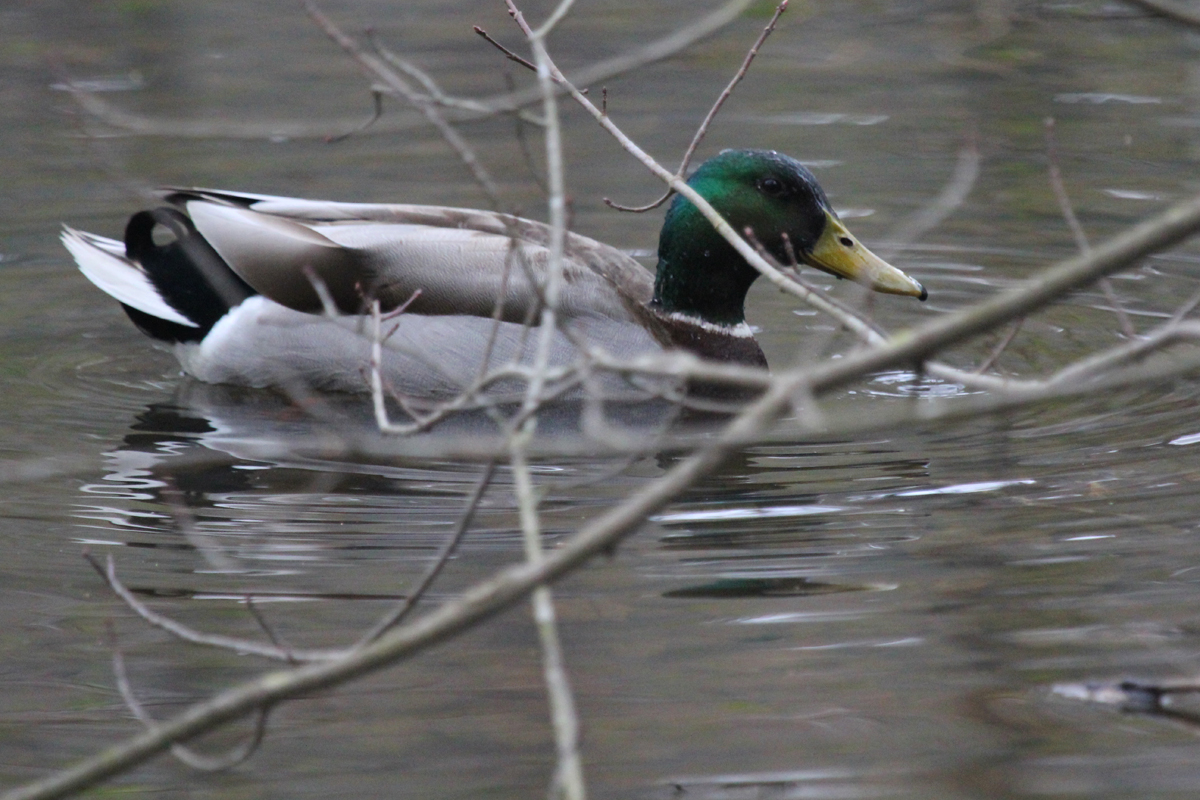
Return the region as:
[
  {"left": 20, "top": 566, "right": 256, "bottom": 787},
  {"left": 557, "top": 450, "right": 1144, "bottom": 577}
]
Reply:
[{"left": 61, "top": 226, "right": 198, "bottom": 328}]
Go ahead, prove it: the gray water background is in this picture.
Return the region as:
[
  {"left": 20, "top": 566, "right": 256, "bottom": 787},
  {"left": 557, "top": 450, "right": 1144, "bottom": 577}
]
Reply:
[{"left": 5, "top": 1, "right": 1200, "bottom": 797}]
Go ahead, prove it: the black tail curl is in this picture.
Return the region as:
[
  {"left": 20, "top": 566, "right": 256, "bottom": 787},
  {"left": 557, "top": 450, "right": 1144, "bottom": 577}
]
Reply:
[{"left": 122, "top": 208, "right": 256, "bottom": 343}]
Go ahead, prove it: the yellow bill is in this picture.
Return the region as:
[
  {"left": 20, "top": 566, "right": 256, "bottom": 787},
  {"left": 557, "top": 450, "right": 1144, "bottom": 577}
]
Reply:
[{"left": 803, "top": 211, "right": 927, "bottom": 300}]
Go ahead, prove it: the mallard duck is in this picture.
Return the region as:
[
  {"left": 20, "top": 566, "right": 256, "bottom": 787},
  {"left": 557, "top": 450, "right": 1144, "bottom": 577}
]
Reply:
[{"left": 62, "top": 149, "right": 925, "bottom": 400}]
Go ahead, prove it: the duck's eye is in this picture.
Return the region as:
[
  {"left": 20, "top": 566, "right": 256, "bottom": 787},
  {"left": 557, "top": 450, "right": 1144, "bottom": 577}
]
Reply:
[
  {"left": 759, "top": 177, "right": 785, "bottom": 196},
  {"left": 839, "top": 236, "right": 854, "bottom": 247}
]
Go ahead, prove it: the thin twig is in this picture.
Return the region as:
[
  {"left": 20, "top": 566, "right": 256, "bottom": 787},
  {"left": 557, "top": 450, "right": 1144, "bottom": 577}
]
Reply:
[
  {"left": 974, "top": 320, "right": 1023, "bottom": 374},
  {"left": 510, "top": 70, "right": 550, "bottom": 190},
  {"left": 474, "top": 26, "right": 539, "bottom": 71},
  {"left": 1045, "top": 116, "right": 1136, "bottom": 337},
  {"left": 476, "top": 240, "right": 521, "bottom": 386},
  {"left": 533, "top": 0, "right": 579, "bottom": 37},
  {"left": 305, "top": 0, "right": 503, "bottom": 206},
  {"left": 606, "top": 0, "right": 788, "bottom": 213},
  {"left": 84, "top": 552, "right": 347, "bottom": 663},
  {"left": 366, "top": 299, "right": 582, "bottom": 435},
  {"left": 512, "top": 11, "right": 569, "bottom": 414},
  {"left": 46, "top": 59, "right": 160, "bottom": 204},
  {"left": 1125, "top": 0, "right": 1200, "bottom": 27},
  {"left": 354, "top": 461, "right": 498, "bottom": 647},
  {"left": 367, "top": 28, "right": 545, "bottom": 126},
  {"left": 743, "top": 226, "right": 888, "bottom": 344},
  {"left": 509, "top": 6, "right": 588, "bottom": 794},
  {"left": 245, "top": 597, "right": 297, "bottom": 665},
  {"left": 879, "top": 133, "right": 980, "bottom": 261},
  {"left": 301, "top": 266, "right": 342, "bottom": 318},
  {"left": 511, "top": 427, "right": 587, "bottom": 800},
  {"left": 324, "top": 90, "right": 385, "bottom": 143},
  {"left": 1169, "top": 285, "right": 1200, "bottom": 324},
  {"left": 109, "top": 623, "right": 272, "bottom": 771},
  {"left": 1046, "top": 319, "right": 1200, "bottom": 386}
]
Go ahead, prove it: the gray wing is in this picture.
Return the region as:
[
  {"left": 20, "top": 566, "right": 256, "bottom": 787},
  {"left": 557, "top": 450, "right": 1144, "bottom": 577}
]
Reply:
[{"left": 164, "top": 189, "right": 654, "bottom": 325}]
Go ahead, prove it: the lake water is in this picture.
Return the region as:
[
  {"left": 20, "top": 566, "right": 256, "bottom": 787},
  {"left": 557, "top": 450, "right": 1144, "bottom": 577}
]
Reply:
[{"left": 5, "top": 1, "right": 1200, "bottom": 798}]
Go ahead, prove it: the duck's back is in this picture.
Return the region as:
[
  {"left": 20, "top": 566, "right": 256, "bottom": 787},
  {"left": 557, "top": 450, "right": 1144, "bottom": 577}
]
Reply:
[{"left": 167, "top": 190, "right": 657, "bottom": 325}]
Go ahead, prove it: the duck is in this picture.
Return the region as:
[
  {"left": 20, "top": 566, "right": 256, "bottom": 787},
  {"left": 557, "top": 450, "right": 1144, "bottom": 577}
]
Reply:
[{"left": 62, "top": 149, "right": 926, "bottom": 402}]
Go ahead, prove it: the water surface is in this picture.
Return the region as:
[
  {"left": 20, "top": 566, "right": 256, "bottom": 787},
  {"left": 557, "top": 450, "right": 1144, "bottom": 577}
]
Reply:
[{"left": 5, "top": 1, "right": 1200, "bottom": 798}]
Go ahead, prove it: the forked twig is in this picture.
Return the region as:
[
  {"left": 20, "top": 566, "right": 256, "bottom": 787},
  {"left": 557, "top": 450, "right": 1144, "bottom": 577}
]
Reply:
[
  {"left": 367, "top": 30, "right": 540, "bottom": 124},
  {"left": 305, "top": 0, "right": 503, "bottom": 206},
  {"left": 84, "top": 552, "right": 347, "bottom": 663},
  {"left": 244, "top": 597, "right": 298, "bottom": 665},
  {"left": 478, "top": 0, "right": 758, "bottom": 116},
  {"left": 365, "top": 298, "right": 584, "bottom": 436}
]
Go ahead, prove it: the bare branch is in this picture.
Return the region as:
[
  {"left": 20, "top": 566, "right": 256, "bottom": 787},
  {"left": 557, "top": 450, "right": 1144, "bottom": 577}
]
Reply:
[
  {"left": 482, "top": 0, "right": 758, "bottom": 114},
  {"left": 512, "top": 30, "right": 1200, "bottom": 397},
  {"left": 514, "top": 5, "right": 571, "bottom": 412},
  {"left": 504, "top": 10, "right": 591, "bottom": 792},
  {"left": 1169, "top": 285, "right": 1200, "bottom": 324},
  {"left": 474, "top": 26, "right": 538, "bottom": 71},
  {"left": 486, "top": 24, "right": 904, "bottom": 343},
  {"left": 366, "top": 31, "right": 526, "bottom": 122},
  {"left": 532, "top": 0, "right": 580, "bottom": 38}
]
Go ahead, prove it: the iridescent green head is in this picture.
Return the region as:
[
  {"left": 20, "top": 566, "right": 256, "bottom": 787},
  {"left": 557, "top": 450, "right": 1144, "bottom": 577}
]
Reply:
[{"left": 652, "top": 149, "right": 925, "bottom": 326}]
